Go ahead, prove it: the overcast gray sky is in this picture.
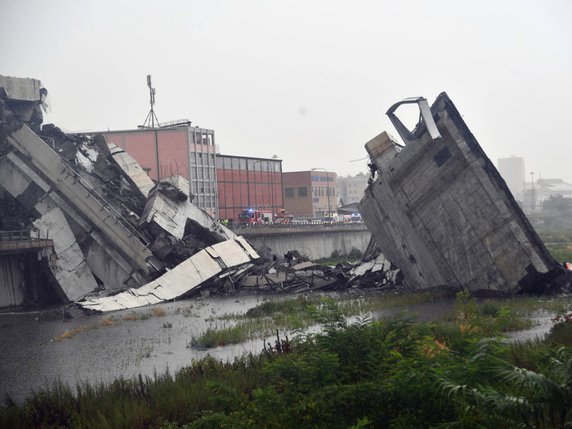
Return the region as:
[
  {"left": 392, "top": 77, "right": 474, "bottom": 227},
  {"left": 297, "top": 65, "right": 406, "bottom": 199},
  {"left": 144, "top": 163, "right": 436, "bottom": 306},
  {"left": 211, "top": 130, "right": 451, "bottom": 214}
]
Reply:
[{"left": 2, "top": 0, "right": 571, "bottom": 181}]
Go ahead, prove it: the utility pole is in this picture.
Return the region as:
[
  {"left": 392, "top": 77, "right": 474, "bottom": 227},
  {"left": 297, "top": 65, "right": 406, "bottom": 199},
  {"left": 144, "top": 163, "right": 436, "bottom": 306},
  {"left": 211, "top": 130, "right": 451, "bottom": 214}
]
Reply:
[{"left": 530, "top": 172, "right": 536, "bottom": 210}]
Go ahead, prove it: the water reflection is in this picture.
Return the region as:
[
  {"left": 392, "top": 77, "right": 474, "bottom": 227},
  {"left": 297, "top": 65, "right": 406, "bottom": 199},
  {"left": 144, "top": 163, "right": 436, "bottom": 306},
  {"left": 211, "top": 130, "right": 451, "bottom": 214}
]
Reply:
[{"left": 0, "top": 295, "right": 557, "bottom": 403}]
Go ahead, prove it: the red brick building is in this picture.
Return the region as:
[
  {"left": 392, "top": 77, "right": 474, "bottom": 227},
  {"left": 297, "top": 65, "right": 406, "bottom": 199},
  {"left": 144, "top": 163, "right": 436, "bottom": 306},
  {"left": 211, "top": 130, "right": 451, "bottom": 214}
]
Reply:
[
  {"left": 216, "top": 155, "right": 283, "bottom": 221},
  {"left": 283, "top": 170, "right": 337, "bottom": 218},
  {"left": 100, "top": 124, "right": 219, "bottom": 216}
]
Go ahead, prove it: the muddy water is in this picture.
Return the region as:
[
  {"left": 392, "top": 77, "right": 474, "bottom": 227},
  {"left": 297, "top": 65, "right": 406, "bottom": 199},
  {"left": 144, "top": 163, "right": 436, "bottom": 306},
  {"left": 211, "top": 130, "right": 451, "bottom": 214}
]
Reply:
[
  {"left": 0, "top": 294, "right": 557, "bottom": 403},
  {"left": 0, "top": 295, "right": 271, "bottom": 403}
]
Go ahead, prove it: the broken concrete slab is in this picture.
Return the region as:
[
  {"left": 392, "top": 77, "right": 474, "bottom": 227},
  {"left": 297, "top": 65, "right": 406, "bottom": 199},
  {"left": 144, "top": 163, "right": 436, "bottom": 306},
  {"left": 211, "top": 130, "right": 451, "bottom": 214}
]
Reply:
[
  {"left": 78, "top": 236, "right": 259, "bottom": 312},
  {"left": 140, "top": 175, "right": 235, "bottom": 242},
  {"left": 33, "top": 207, "right": 98, "bottom": 301},
  {"left": 359, "top": 93, "right": 559, "bottom": 294},
  {"left": 108, "top": 143, "right": 157, "bottom": 198},
  {"left": 7, "top": 124, "right": 153, "bottom": 277},
  {"left": 0, "top": 76, "right": 43, "bottom": 102},
  {"left": 0, "top": 144, "right": 149, "bottom": 290}
]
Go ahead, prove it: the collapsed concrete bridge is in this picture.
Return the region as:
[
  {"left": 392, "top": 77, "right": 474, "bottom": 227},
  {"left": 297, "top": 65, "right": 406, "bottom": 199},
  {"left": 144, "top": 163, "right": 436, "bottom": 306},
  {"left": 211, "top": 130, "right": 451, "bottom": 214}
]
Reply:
[
  {"left": 359, "top": 93, "right": 568, "bottom": 294},
  {"left": 1, "top": 75, "right": 569, "bottom": 310},
  {"left": 0, "top": 75, "right": 259, "bottom": 310}
]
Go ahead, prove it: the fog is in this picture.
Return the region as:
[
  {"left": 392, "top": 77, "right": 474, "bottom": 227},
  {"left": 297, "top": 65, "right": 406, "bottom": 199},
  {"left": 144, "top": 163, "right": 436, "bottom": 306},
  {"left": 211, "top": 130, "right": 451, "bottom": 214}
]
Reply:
[{"left": 2, "top": 0, "right": 571, "bottom": 180}]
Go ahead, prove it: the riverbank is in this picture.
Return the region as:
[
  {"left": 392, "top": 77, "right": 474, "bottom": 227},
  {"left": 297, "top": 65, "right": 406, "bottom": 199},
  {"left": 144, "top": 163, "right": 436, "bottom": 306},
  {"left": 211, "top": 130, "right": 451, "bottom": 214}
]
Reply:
[
  {"left": 1, "top": 290, "right": 570, "bottom": 402},
  {"left": 1, "top": 289, "right": 571, "bottom": 428}
]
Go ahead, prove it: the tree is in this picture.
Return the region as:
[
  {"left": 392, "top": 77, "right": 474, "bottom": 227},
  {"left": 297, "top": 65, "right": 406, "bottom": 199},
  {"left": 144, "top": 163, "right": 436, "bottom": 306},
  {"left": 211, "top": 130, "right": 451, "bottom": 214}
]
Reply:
[{"left": 542, "top": 195, "right": 572, "bottom": 214}]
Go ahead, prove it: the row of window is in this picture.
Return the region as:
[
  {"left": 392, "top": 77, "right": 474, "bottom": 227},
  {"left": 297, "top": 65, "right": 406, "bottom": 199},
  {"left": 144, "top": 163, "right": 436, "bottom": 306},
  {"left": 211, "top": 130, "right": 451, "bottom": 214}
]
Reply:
[
  {"left": 191, "top": 180, "right": 217, "bottom": 194},
  {"left": 190, "top": 152, "right": 216, "bottom": 166},
  {"left": 190, "top": 166, "right": 216, "bottom": 180},
  {"left": 311, "top": 176, "right": 334, "bottom": 182},
  {"left": 285, "top": 187, "right": 308, "bottom": 198},
  {"left": 312, "top": 187, "right": 335, "bottom": 197},
  {"left": 216, "top": 156, "right": 281, "bottom": 172},
  {"left": 285, "top": 186, "right": 338, "bottom": 198},
  {"left": 190, "top": 132, "right": 215, "bottom": 146}
]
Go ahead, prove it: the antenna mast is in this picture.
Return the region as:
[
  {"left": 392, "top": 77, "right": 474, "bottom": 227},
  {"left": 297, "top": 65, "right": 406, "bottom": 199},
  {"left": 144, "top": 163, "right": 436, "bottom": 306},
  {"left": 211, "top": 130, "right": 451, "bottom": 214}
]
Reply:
[{"left": 142, "top": 74, "right": 159, "bottom": 128}]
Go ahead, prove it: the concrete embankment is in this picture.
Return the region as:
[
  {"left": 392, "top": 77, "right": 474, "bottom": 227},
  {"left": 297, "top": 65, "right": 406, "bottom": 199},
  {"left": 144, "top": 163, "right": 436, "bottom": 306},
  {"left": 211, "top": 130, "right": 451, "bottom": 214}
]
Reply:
[{"left": 233, "top": 223, "right": 371, "bottom": 259}]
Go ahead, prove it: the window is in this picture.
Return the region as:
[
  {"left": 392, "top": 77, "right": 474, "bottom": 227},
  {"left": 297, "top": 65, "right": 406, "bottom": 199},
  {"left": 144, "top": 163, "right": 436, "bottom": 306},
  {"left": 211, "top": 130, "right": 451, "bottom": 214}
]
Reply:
[
  {"left": 298, "top": 187, "right": 307, "bottom": 197},
  {"left": 285, "top": 188, "right": 294, "bottom": 197}
]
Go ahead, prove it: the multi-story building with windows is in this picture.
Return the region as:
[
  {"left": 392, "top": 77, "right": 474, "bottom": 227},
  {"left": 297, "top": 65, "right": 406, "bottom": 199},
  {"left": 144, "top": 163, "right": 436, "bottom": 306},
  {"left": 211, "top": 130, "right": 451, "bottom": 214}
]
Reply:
[
  {"left": 283, "top": 170, "right": 337, "bottom": 218},
  {"left": 337, "top": 172, "right": 368, "bottom": 206},
  {"left": 100, "top": 123, "right": 219, "bottom": 216},
  {"left": 216, "top": 155, "right": 283, "bottom": 221}
]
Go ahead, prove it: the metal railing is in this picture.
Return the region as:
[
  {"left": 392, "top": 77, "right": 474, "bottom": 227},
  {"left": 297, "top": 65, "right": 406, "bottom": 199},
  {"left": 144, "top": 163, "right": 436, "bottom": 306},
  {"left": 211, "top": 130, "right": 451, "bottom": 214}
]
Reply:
[
  {"left": 0, "top": 229, "right": 51, "bottom": 242},
  {"left": 228, "top": 220, "right": 367, "bottom": 230},
  {"left": 0, "top": 230, "right": 32, "bottom": 242},
  {"left": 60, "top": 163, "right": 150, "bottom": 246}
]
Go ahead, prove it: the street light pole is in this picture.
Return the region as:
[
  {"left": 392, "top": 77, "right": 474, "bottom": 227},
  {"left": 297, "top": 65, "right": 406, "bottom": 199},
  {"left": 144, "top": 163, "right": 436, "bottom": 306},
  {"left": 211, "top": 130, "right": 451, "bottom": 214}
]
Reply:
[{"left": 312, "top": 167, "right": 331, "bottom": 219}]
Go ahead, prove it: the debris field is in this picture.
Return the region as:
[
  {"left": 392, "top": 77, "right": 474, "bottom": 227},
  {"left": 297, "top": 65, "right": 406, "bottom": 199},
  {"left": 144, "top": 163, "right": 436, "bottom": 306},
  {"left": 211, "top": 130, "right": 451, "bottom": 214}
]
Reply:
[{"left": 0, "top": 75, "right": 569, "bottom": 313}]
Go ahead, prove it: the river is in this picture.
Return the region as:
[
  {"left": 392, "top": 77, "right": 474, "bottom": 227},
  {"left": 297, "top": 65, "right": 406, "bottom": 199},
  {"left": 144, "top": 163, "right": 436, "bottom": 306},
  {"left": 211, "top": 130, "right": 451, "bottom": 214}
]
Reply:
[{"left": 0, "top": 293, "right": 558, "bottom": 404}]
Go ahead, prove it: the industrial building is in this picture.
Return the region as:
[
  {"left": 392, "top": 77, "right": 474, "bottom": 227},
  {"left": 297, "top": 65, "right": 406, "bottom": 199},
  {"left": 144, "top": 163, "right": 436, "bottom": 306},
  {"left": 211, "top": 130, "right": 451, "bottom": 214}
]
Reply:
[
  {"left": 283, "top": 170, "right": 337, "bottom": 219},
  {"left": 216, "top": 154, "right": 283, "bottom": 221}
]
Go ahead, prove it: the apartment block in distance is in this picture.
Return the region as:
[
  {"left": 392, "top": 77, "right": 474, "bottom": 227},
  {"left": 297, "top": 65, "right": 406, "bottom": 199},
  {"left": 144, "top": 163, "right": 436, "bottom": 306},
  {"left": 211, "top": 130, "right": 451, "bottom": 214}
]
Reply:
[
  {"left": 337, "top": 172, "right": 368, "bottom": 206},
  {"left": 497, "top": 156, "right": 525, "bottom": 201}
]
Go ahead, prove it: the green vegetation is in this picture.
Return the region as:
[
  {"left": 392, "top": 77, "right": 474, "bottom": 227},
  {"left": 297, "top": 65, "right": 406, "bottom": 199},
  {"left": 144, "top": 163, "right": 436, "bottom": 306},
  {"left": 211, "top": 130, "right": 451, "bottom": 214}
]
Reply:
[
  {"left": 537, "top": 229, "right": 572, "bottom": 262},
  {"left": 3, "top": 292, "right": 571, "bottom": 428},
  {"left": 192, "top": 292, "right": 450, "bottom": 349},
  {"left": 192, "top": 291, "right": 570, "bottom": 350},
  {"left": 315, "top": 247, "right": 363, "bottom": 265}
]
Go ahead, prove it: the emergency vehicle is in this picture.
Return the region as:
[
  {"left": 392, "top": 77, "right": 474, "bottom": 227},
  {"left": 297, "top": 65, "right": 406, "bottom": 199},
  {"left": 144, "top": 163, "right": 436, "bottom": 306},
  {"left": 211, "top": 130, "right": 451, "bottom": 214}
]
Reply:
[{"left": 237, "top": 208, "right": 272, "bottom": 225}]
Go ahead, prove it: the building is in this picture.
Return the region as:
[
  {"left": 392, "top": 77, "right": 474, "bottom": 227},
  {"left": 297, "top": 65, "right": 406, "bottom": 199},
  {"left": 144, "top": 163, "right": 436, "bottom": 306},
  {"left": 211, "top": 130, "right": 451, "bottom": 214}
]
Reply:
[
  {"left": 216, "top": 155, "right": 283, "bottom": 221},
  {"left": 497, "top": 156, "right": 525, "bottom": 201},
  {"left": 337, "top": 172, "right": 368, "bottom": 206},
  {"left": 283, "top": 170, "right": 337, "bottom": 218},
  {"left": 523, "top": 178, "right": 572, "bottom": 211},
  {"left": 100, "top": 123, "right": 219, "bottom": 216}
]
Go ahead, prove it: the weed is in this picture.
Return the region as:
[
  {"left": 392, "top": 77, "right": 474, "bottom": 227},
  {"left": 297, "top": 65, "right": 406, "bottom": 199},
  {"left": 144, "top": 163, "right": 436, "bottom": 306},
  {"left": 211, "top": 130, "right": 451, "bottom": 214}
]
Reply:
[
  {"left": 54, "top": 325, "right": 89, "bottom": 341},
  {"left": 6, "top": 314, "right": 572, "bottom": 429},
  {"left": 152, "top": 307, "right": 166, "bottom": 317},
  {"left": 546, "top": 313, "right": 572, "bottom": 346},
  {"left": 100, "top": 317, "right": 115, "bottom": 327}
]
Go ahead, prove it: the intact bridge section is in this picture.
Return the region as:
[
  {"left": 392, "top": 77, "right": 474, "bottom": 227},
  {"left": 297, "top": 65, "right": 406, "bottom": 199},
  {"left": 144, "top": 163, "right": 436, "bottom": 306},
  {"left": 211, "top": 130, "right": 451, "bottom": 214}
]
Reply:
[{"left": 232, "top": 223, "right": 371, "bottom": 260}]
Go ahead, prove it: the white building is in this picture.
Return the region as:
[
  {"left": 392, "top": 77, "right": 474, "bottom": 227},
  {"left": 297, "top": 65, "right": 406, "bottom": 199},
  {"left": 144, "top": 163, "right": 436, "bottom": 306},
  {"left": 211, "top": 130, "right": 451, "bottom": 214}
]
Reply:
[
  {"left": 498, "top": 156, "right": 525, "bottom": 201},
  {"left": 337, "top": 173, "right": 369, "bottom": 206}
]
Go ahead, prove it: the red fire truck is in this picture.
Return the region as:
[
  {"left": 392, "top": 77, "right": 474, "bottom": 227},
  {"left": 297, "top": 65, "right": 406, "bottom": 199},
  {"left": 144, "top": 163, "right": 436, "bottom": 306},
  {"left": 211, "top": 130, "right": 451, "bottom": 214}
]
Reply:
[{"left": 237, "top": 208, "right": 273, "bottom": 226}]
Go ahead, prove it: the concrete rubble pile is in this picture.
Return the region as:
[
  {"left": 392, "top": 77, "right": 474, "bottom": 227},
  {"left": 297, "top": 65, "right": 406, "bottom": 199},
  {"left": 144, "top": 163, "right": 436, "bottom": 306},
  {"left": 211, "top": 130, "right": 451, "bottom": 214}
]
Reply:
[
  {"left": 0, "top": 75, "right": 404, "bottom": 313},
  {"left": 359, "top": 93, "right": 571, "bottom": 295},
  {"left": 0, "top": 75, "right": 260, "bottom": 312},
  {"left": 237, "top": 245, "right": 403, "bottom": 294}
]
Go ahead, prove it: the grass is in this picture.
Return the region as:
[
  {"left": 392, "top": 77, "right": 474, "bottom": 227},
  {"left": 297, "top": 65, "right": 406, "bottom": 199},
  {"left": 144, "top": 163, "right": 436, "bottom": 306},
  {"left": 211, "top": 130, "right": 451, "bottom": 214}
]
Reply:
[
  {"left": 537, "top": 229, "right": 572, "bottom": 262},
  {"left": 191, "top": 290, "right": 572, "bottom": 350},
  {"left": 53, "top": 306, "right": 170, "bottom": 341},
  {"left": 546, "top": 242, "right": 572, "bottom": 262},
  {"left": 3, "top": 304, "right": 571, "bottom": 429}
]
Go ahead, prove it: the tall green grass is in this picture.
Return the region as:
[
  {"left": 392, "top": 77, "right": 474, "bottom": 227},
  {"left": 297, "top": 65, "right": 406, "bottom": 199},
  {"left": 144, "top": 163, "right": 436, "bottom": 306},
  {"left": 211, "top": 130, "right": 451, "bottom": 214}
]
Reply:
[
  {"left": 2, "top": 292, "right": 571, "bottom": 428},
  {"left": 3, "top": 311, "right": 571, "bottom": 428}
]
